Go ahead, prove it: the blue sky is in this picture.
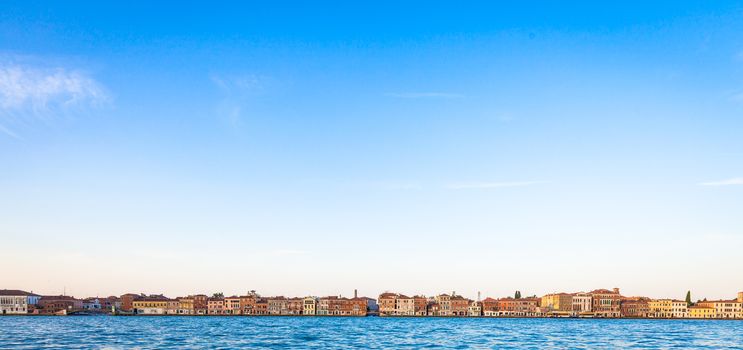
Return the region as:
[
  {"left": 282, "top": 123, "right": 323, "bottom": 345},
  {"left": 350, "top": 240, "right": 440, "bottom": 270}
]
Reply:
[{"left": 1, "top": 1, "right": 742, "bottom": 299}]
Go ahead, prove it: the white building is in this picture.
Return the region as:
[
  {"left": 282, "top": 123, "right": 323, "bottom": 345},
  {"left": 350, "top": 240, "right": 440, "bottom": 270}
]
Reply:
[
  {"left": 571, "top": 293, "right": 592, "bottom": 315},
  {"left": 0, "top": 290, "right": 31, "bottom": 314},
  {"left": 82, "top": 298, "right": 102, "bottom": 311}
]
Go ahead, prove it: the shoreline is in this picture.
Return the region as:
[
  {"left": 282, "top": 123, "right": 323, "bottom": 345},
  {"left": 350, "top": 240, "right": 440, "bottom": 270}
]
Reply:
[{"left": 2, "top": 314, "right": 741, "bottom": 321}]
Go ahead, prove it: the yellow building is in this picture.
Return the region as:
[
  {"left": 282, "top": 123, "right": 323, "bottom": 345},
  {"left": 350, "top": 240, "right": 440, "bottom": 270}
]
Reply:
[
  {"left": 541, "top": 293, "right": 573, "bottom": 314},
  {"left": 178, "top": 297, "right": 195, "bottom": 315},
  {"left": 303, "top": 297, "right": 316, "bottom": 315},
  {"left": 696, "top": 300, "right": 742, "bottom": 319},
  {"left": 132, "top": 297, "right": 169, "bottom": 315},
  {"left": 687, "top": 306, "right": 716, "bottom": 319},
  {"left": 647, "top": 299, "right": 686, "bottom": 318}
]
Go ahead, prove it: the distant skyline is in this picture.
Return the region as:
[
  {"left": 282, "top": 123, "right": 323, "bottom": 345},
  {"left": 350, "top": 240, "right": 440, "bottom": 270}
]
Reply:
[{"left": 1, "top": 2, "right": 742, "bottom": 300}]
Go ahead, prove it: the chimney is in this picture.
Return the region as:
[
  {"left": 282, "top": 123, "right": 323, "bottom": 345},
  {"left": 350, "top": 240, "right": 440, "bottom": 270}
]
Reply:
[
  {"left": 354, "top": 289, "right": 358, "bottom": 298},
  {"left": 477, "top": 291, "right": 481, "bottom": 302},
  {"left": 613, "top": 288, "right": 620, "bottom": 294}
]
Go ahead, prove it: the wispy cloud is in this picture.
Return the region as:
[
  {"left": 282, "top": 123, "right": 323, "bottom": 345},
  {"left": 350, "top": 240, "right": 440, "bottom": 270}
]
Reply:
[
  {"left": 0, "top": 63, "right": 107, "bottom": 112},
  {"left": 446, "top": 181, "right": 547, "bottom": 190},
  {"left": 699, "top": 177, "right": 743, "bottom": 186},
  {"left": 385, "top": 92, "right": 465, "bottom": 99},
  {"left": 0, "top": 59, "right": 108, "bottom": 137},
  {"left": 211, "top": 73, "right": 272, "bottom": 127}
]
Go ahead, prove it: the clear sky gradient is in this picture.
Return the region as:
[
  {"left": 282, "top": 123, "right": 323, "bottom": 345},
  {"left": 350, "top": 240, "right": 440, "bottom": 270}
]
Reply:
[{"left": 1, "top": 1, "right": 742, "bottom": 300}]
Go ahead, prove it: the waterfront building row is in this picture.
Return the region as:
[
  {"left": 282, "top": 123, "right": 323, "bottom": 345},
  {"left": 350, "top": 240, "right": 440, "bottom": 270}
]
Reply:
[
  {"left": 126, "top": 290, "right": 372, "bottom": 316},
  {"left": 2, "top": 289, "right": 742, "bottom": 319},
  {"left": 378, "top": 288, "right": 743, "bottom": 319}
]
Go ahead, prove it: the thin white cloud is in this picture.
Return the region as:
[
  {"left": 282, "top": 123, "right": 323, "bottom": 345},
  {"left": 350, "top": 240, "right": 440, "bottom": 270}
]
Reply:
[
  {"left": 699, "top": 178, "right": 743, "bottom": 186},
  {"left": 385, "top": 92, "right": 465, "bottom": 99},
  {"left": 0, "top": 60, "right": 108, "bottom": 137},
  {"left": 0, "top": 123, "right": 20, "bottom": 139},
  {"left": 446, "top": 181, "right": 547, "bottom": 190},
  {"left": 0, "top": 63, "right": 107, "bottom": 112}
]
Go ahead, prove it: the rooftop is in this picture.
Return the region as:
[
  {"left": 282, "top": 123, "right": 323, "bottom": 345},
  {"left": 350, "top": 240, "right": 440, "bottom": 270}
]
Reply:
[{"left": 0, "top": 289, "right": 40, "bottom": 296}]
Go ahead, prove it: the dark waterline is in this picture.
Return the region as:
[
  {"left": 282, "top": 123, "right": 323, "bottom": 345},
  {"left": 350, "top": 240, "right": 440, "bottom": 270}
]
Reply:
[{"left": 2, "top": 316, "right": 742, "bottom": 349}]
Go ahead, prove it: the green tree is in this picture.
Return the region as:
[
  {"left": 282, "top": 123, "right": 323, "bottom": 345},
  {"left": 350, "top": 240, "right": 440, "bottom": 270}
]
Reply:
[
  {"left": 685, "top": 291, "right": 692, "bottom": 306},
  {"left": 212, "top": 292, "right": 224, "bottom": 298},
  {"left": 514, "top": 291, "right": 521, "bottom": 299}
]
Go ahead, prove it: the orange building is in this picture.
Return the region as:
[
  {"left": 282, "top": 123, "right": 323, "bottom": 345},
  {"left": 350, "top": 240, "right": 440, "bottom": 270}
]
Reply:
[
  {"left": 207, "top": 297, "right": 224, "bottom": 315},
  {"left": 496, "top": 297, "right": 540, "bottom": 317},
  {"left": 377, "top": 293, "right": 414, "bottom": 316},
  {"left": 346, "top": 298, "right": 368, "bottom": 316},
  {"left": 254, "top": 298, "right": 269, "bottom": 315},
  {"left": 413, "top": 296, "right": 428, "bottom": 316},
  {"left": 482, "top": 297, "right": 499, "bottom": 316},
  {"left": 120, "top": 293, "right": 141, "bottom": 312},
  {"left": 239, "top": 294, "right": 257, "bottom": 315}
]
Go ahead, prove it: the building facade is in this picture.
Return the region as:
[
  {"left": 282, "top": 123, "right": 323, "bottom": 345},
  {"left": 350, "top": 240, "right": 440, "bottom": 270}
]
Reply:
[
  {"left": 590, "top": 289, "right": 621, "bottom": 318},
  {"left": 378, "top": 293, "right": 416, "bottom": 316},
  {"left": 38, "top": 296, "right": 83, "bottom": 314},
  {"left": 620, "top": 297, "right": 649, "bottom": 318},
  {"left": 687, "top": 306, "right": 716, "bottom": 319},
  {"left": 696, "top": 300, "right": 742, "bottom": 319},
  {"left": 303, "top": 297, "right": 316, "bottom": 315},
  {"left": 450, "top": 295, "right": 471, "bottom": 316},
  {"left": 193, "top": 294, "right": 208, "bottom": 315},
  {"left": 132, "top": 296, "right": 169, "bottom": 315},
  {"left": 207, "top": 298, "right": 224, "bottom": 315},
  {"left": 648, "top": 299, "right": 687, "bottom": 318},
  {"left": 496, "top": 298, "right": 540, "bottom": 317},
  {"left": 541, "top": 293, "right": 573, "bottom": 315},
  {"left": 0, "top": 290, "right": 29, "bottom": 315},
  {"left": 468, "top": 301, "right": 482, "bottom": 316},
  {"left": 572, "top": 293, "right": 592, "bottom": 315},
  {"left": 224, "top": 296, "right": 241, "bottom": 315},
  {"left": 482, "top": 297, "right": 499, "bottom": 317}
]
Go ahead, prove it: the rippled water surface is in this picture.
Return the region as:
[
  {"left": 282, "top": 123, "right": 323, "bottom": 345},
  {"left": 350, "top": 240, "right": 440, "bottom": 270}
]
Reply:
[{"left": 1, "top": 316, "right": 742, "bottom": 349}]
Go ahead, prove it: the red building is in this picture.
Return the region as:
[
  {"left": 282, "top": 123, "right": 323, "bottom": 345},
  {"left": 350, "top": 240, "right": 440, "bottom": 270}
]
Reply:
[
  {"left": 621, "top": 297, "right": 649, "bottom": 318},
  {"left": 590, "top": 288, "right": 622, "bottom": 318},
  {"left": 38, "top": 296, "right": 83, "bottom": 314}
]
